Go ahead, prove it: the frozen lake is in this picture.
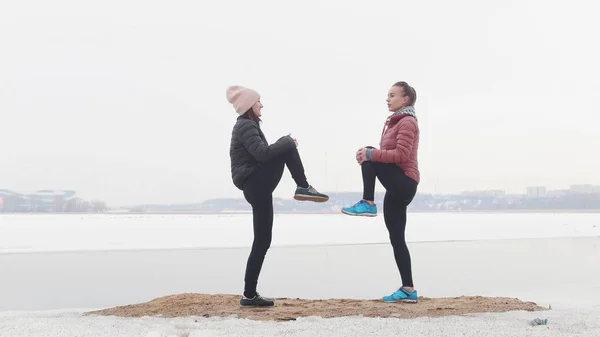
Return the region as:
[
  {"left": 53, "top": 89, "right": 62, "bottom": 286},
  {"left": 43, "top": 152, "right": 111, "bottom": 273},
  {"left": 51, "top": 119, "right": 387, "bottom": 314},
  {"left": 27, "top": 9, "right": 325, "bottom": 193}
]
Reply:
[
  {"left": 1, "top": 212, "right": 599, "bottom": 312},
  {"left": 1, "top": 212, "right": 600, "bottom": 337},
  {"left": 1, "top": 236, "right": 599, "bottom": 312},
  {"left": 1, "top": 212, "right": 599, "bottom": 253}
]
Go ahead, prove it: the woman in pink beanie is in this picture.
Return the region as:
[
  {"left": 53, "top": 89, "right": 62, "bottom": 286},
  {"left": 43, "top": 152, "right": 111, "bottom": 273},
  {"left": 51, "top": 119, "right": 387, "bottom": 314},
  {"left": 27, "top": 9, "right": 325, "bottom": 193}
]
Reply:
[{"left": 227, "top": 85, "right": 329, "bottom": 307}]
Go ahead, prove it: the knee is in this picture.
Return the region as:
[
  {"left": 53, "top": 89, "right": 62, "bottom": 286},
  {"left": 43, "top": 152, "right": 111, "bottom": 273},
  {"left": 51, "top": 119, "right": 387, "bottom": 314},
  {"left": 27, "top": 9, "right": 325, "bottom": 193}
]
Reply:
[
  {"left": 361, "top": 160, "right": 375, "bottom": 170},
  {"left": 283, "top": 142, "right": 299, "bottom": 154},
  {"left": 252, "top": 240, "right": 271, "bottom": 257},
  {"left": 388, "top": 232, "right": 407, "bottom": 246},
  {"left": 254, "top": 234, "right": 272, "bottom": 251},
  {"left": 262, "top": 235, "right": 272, "bottom": 249},
  {"left": 260, "top": 241, "right": 272, "bottom": 255}
]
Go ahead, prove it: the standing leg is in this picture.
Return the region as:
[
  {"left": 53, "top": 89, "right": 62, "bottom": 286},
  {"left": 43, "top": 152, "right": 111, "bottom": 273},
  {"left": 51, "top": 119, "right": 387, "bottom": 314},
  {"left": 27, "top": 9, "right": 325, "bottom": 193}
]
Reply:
[
  {"left": 373, "top": 164, "right": 419, "bottom": 303},
  {"left": 240, "top": 193, "right": 275, "bottom": 306},
  {"left": 243, "top": 194, "right": 273, "bottom": 297},
  {"left": 381, "top": 191, "right": 418, "bottom": 303},
  {"left": 383, "top": 191, "right": 413, "bottom": 288},
  {"left": 239, "top": 161, "right": 281, "bottom": 307}
]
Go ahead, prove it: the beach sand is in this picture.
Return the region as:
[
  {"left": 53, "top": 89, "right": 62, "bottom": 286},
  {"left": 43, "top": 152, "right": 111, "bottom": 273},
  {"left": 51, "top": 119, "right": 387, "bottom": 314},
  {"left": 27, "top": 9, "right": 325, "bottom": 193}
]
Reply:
[{"left": 86, "top": 293, "right": 547, "bottom": 321}]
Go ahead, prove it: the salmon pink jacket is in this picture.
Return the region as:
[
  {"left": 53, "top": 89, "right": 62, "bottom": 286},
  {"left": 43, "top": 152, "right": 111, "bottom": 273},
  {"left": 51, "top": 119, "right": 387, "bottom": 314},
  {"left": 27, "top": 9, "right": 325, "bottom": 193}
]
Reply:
[{"left": 368, "top": 108, "right": 420, "bottom": 184}]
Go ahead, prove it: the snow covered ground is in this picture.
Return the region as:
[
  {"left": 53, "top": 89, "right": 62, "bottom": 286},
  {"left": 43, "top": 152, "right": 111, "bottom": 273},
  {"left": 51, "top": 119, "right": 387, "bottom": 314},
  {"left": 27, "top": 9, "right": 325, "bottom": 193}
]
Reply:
[{"left": 1, "top": 307, "right": 599, "bottom": 337}]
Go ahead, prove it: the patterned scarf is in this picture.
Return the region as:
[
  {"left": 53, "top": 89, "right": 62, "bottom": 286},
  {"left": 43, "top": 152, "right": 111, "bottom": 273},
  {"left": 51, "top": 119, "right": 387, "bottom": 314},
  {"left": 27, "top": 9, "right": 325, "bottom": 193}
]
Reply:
[{"left": 391, "top": 106, "right": 417, "bottom": 120}]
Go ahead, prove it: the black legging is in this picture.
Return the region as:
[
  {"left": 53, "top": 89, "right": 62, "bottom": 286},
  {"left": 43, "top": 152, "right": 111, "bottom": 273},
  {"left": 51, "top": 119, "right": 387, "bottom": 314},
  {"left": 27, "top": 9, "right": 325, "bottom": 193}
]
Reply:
[
  {"left": 361, "top": 160, "right": 418, "bottom": 288},
  {"left": 241, "top": 146, "right": 308, "bottom": 298}
]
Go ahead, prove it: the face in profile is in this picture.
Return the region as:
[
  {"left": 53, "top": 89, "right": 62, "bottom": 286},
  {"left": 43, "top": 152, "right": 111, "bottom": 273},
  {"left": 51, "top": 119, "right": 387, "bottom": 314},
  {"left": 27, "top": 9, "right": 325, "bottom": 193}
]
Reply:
[
  {"left": 386, "top": 86, "right": 408, "bottom": 112},
  {"left": 252, "top": 101, "right": 263, "bottom": 117}
]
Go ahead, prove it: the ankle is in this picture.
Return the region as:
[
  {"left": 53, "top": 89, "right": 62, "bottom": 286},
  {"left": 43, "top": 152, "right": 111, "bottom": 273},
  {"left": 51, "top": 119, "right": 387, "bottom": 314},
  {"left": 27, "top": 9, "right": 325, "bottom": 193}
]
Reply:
[
  {"left": 365, "top": 200, "right": 375, "bottom": 206},
  {"left": 243, "top": 291, "right": 257, "bottom": 298},
  {"left": 403, "top": 286, "right": 415, "bottom": 292}
]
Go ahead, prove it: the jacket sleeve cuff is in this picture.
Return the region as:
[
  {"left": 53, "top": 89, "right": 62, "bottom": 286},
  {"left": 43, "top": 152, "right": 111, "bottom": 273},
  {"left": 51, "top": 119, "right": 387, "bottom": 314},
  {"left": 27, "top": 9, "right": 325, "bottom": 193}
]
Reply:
[{"left": 366, "top": 148, "right": 373, "bottom": 161}]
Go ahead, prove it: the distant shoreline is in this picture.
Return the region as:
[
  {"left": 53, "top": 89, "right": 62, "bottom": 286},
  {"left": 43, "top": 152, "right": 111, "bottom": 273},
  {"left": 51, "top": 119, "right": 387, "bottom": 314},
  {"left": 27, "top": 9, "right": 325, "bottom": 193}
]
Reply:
[
  {"left": 115, "top": 209, "right": 600, "bottom": 214},
  {"left": 2, "top": 209, "right": 600, "bottom": 215}
]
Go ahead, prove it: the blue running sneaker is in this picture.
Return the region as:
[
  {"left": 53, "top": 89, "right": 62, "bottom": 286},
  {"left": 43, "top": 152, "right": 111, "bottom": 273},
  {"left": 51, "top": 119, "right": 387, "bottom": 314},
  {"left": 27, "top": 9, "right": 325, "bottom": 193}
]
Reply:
[
  {"left": 382, "top": 288, "right": 418, "bottom": 303},
  {"left": 341, "top": 200, "right": 377, "bottom": 217}
]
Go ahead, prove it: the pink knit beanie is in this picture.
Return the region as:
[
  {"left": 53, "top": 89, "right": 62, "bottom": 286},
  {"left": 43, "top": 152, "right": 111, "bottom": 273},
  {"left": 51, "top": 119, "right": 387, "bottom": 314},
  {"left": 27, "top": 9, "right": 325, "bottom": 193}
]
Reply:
[{"left": 226, "top": 85, "right": 260, "bottom": 115}]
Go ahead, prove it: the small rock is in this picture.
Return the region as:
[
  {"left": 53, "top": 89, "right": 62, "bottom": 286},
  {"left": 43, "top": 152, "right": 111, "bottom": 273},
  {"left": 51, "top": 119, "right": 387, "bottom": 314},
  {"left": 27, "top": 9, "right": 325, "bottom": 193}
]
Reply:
[{"left": 530, "top": 318, "right": 548, "bottom": 326}]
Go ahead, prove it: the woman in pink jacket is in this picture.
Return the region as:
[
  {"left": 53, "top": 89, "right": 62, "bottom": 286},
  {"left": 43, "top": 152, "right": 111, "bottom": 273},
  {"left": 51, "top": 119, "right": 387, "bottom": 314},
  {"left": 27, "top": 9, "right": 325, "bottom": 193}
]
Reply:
[{"left": 342, "top": 81, "right": 420, "bottom": 303}]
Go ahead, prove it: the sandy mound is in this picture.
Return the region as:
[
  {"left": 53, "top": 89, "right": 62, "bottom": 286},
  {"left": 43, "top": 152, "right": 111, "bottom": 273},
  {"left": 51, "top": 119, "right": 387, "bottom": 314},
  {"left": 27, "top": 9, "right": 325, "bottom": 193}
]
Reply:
[{"left": 86, "top": 293, "right": 548, "bottom": 321}]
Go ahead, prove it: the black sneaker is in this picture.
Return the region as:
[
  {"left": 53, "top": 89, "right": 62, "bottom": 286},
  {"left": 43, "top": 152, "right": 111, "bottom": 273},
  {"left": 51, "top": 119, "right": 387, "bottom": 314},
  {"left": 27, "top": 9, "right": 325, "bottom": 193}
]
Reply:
[
  {"left": 240, "top": 293, "right": 274, "bottom": 307},
  {"left": 294, "top": 185, "right": 329, "bottom": 202}
]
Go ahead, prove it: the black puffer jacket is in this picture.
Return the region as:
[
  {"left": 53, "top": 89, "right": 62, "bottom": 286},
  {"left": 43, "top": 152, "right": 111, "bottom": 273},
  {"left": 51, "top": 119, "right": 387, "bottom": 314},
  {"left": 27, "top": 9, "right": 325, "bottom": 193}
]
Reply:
[{"left": 230, "top": 115, "right": 296, "bottom": 190}]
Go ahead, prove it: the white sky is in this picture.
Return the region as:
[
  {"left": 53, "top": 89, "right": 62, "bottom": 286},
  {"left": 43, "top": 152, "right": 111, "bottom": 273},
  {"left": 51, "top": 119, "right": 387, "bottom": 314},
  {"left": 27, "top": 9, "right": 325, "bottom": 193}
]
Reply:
[{"left": 1, "top": 0, "right": 599, "bottom": 206}]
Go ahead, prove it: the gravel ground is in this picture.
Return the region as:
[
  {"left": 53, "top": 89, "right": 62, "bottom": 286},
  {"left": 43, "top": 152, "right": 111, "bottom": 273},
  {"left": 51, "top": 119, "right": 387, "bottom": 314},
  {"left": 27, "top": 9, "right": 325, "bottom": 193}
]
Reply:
[{"left": 84, "top": 293, "right": 547, "bottom": 320}]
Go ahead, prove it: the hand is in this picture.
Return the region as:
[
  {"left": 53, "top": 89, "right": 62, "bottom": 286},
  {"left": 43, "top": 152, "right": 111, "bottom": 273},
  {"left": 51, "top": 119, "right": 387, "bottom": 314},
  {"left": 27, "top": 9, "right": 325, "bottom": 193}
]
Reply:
[
  {"left": 356, "top": 148, "right": 367, "bottom": 164},
  {"left": 287, "top": 134, "right": 298, "bottom": 147}
]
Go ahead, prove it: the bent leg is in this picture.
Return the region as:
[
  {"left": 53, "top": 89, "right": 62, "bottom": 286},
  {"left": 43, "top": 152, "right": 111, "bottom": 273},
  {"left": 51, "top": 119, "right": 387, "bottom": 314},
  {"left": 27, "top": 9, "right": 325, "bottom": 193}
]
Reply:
[
  {"left": 373, "top": 163, "right": 417, "bottom": 203},
  {"left": 248, "top": 146, "right": 328, "bottom": 202},
  {"left": 341, "top": 161, "right": 378, "bottom": 216},
  {"left": 281, "top": 146, "right": 309, "bottom": 188},
  {"left": 361, "top": 161, "right": 377, "bottom": 202},
  {"left": 245, "top": 157, "right": 285, "bottom": 196},
  {"left": 283, "top": 147, "right": 329, "bottom": 202}
]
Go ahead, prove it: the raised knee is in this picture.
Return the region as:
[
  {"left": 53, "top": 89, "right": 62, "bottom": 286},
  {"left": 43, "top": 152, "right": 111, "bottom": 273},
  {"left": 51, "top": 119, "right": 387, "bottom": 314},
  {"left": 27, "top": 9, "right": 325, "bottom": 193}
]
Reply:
[{"left": 361, "top": 160, "right": 375, "bottom": 169}]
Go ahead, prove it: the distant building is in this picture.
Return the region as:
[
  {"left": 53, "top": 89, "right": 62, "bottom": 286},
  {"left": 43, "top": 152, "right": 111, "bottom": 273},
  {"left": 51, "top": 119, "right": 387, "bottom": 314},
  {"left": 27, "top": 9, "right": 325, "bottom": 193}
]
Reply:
[
  {"left": 570, "top": 184, "right": 594, "bottom": 194},
  {"left": 546, "top": 189, "right": 568, "bottom": 198},
  {"left": 0, "top": 189, "right": 78, "bottom": 212},
  {"left": 526, "top": 186, "right": 547, "bottom": 198},
  {"left": 0, "top": 189, "right": 13, "bottom": 198},
  {"left": 461, "top": 190, "right": 505, "bottom": 198}
]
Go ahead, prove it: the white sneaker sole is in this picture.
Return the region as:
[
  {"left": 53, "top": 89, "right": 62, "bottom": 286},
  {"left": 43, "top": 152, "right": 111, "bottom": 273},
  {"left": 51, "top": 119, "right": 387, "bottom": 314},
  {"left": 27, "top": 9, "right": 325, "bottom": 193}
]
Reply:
[
  {"left": 383, "top": 299, "right": 418, "bottom": 303},
  {"left": 341, "top": 209, "right": 377, "bottom": 217},
  {"left": 294, "top": 195, "right": 329, "bottom": 202}
]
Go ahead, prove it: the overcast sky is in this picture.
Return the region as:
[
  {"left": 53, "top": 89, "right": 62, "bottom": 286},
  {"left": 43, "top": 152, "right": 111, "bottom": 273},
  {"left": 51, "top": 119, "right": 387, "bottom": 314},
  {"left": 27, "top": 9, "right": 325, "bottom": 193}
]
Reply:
[{"left": 1, "top": 0, "right": 599, "bottom": 206}]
